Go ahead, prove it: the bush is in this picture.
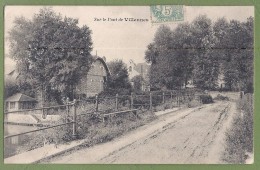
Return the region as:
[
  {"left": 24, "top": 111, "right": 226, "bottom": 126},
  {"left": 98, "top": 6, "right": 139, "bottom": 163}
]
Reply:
[
  {"left": 199, "top": 94, "right": 213, "bottom": 104},
  {"left": 187, "top": 99, "right": 201, "bottom": 108},
  {"left": 222, "top": 93, "right": 253, "bottom": 163},
  {"left": 154, "top": 102, "right": 173, "bottom": 112},
  {"left": 214, "top": 94, "right": 229, "bottom": 101},
  {"left": 76, "top": 110, "right": 157, "bottom": 146}
]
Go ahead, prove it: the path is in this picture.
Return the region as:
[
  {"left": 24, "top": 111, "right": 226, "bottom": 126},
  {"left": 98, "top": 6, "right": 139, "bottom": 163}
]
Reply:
[{"left": 44, "top": 98, "right": 236, "bottom": 164}]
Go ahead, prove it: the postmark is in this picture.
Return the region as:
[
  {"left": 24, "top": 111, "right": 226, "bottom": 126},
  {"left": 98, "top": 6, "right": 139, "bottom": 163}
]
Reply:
[{"left": 150, "top": 5, "right": 184, "bottom": 24}]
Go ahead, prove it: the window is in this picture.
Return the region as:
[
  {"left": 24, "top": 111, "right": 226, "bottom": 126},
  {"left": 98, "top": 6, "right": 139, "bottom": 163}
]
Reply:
[
  {"left": 100, "top": 80, "right": 104, "bottom": 90},
  {"left": 10, "top": 102, "right": 15, "bottom": 109},
  {"left": 5, "top": 102, "right": 9, "bottom": 110},
  {"left": 11, "top": 136, "right": 19, "bottom": 145},
  {"left": 129, "top": 66, "right": 132, "bottom": 72}
]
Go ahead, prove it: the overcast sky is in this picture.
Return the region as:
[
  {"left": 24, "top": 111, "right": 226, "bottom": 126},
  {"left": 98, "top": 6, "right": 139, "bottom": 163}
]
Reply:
[{"left": 4, "top": 6, "right": 254, "bottom": 73}]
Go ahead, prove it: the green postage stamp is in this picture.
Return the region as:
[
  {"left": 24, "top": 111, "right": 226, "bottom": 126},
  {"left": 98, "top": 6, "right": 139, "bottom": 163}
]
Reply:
[{"left": 150, "top": 5, "right": 184, "bottom": 23}]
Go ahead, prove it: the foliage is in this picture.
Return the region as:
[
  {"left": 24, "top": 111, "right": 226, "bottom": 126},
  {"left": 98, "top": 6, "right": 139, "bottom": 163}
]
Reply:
[
  {"left": 215, "top": 17, "right": 254, "bottom": 92},
  {"left": 154, "top": 102, "right": 175, "bottom": 112},
  {"left": 145, "top": 15, "right": 253, "bottom": 92},
  {"left": 4, "top": 74, "right": 37, "bottom": 100},
  {"left": 222, "top": 93, "right": 253, "bottom": 163},
  {"left": 106, "top": 59, "right": 132, "bottom": 95},
  {"left": 98, "top": 88, "right": 130, "bottom": 97},
  {"left": 76, "top": 110, "right": 156, "bottom": 146},
  {"left": 131, "top": 75, "right": 144, "bottom": 93},
  {"left": 214, "top": 94, "right": 229, "bottom": 101},
  {"left": 145, "top": 25, "right": 192, "bottom": 90},
  {"left": 187, "top": 99, "right": 201, "bottom": 108},
  {"left": 8, "top": 7, "right": 93, "bottom": 105},
  {"left": 4, "top": 77, "right": 19, "bottom": 99},
  {"left": 199, "top": 94, "right": 214, "bottom": 104},
  {"left": 191, "top": 15, "right": 220, "bottom": 90}
]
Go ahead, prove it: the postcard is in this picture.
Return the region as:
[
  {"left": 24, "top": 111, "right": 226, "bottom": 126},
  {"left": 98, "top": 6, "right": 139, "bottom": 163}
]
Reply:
[{"left": 3, "top": 5, "right": 254, "bottom": 164}]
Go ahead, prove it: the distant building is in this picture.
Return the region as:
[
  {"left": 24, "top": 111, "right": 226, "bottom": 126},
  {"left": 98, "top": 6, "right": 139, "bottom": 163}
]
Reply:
[
  {"left": 5, "top": 56, "right": 110, "bottom": 101},
  {"left": 128, "top": 60, "right": 150, "bottom": 91},
  {"left": 5, "top": 93, "right": 37, "bottom": 112},
  {"left": 5, "top": 70, "right": 19, "bottom": 81},
  {"left": 128, "top": 60, "right": 140, "bottom": 80},
  {"left": 217, "top": 73, "right": 226, "bottom": 90},
  {"left": 75, "top": 57, "right": 110, "bottom": 98}
]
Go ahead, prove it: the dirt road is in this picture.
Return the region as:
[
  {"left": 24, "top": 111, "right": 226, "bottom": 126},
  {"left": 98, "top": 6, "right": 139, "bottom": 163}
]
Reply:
[{"left": 46, "top": 98, "right": 236, "bottom": 164}]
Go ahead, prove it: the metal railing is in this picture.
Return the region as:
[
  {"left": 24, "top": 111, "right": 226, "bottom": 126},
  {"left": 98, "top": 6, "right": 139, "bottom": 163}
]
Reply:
[
  {"left": 4, "top": 89, "right": 201, "bottom": 158},
  {"left": 4, "top": 101, "right": 77, "bottom": 139}
]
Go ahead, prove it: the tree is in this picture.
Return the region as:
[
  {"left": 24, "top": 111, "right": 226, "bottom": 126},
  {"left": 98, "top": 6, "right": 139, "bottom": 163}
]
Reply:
[
  {"left": 171, "top": 22, "right": 193, "bottom": 88},
  {"left": 145, "top": 24, "right": 194, "bottom": 90},
  {"left": 4, "top": 77, "right": 19, "bottom": 99},
  {"left": 131, "top": 75, "right": 144, "bottom": 93},
  {"left": 8, "top": 7, "right": 93, "bottom": 105},
  {"left": 106, "top": 59, "right": 132, "bottom": 94},
  {"left": 145, "top": 25, "right": 183, "bottom": 90},
  {"left": 145, "top": 15, "right": 253, "bottom": 92},
  {"left": 191, "top": 15, "right": 220, "bottom": 90},
  {"left": 215, "top": 17, "right": 254, "bottom": 92}
]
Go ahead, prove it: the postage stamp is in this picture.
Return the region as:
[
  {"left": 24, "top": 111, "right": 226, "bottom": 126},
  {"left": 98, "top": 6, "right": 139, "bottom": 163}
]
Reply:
[{"left": 150, "top": 5, "right": 184, "bottom": 23}]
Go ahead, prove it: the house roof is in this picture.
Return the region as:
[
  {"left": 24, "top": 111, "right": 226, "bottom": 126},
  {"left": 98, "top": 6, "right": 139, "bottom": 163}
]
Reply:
[
  {"left": 5, "top": 69, "right": 19, "bottom": 81},
  {"left": 95, "top": 57, "right": 111, "bottom": 76},
  {"left": 129, "top": 69, "right": 140, "bottom": 79},
  {"left": 6, "top": 93, "right": 37, "bottom": 102},
  {"left": 128, "top": 61, "right": 151, "bottom": 80}
]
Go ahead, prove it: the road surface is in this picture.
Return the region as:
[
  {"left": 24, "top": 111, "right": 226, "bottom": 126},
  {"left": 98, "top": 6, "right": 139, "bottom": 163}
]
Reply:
[{"left": 45, "top": 95, "right": 237, "bottom": 164}]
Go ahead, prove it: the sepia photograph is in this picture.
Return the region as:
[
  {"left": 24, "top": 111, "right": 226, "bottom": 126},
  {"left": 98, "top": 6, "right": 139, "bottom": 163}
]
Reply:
[{"left": 3, "top": 5, "right": 254, "bottom": 164}]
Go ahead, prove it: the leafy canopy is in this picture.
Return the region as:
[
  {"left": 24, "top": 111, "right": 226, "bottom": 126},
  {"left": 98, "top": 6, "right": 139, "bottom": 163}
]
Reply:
[
  {"left": 145, "top": 15, "right": 253, "bottom": 92},
  {"left": 106, "top": 59, "right": 132, "bottom": 95},
  {"left": 8, "top": 7, "right": 93, "bottom": 103}
]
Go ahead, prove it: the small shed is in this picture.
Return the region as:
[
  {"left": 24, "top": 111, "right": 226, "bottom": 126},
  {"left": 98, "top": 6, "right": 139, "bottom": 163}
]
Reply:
[{"left": 5, "top": 93, "right": 37, "bottom": 112}]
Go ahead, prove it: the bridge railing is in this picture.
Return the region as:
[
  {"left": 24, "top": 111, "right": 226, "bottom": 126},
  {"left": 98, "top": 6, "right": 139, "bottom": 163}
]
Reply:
[{"left": 4, "top": 89, "right": 201, "bottom": 158}]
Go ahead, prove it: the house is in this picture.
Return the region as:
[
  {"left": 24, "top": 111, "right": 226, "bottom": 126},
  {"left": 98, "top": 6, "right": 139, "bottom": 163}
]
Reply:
[
  {"left": 75, "top": 56, "right": 110, "bottom": 98},
  {"left": 128, "top": 60, "right": 140, "bottom": 79},
  {"left": 5, "top": 93, "right": 37, "bottom": 112},
  {"left": 128, "top": 60, "right": 150, "bottom": 91},
  {"left": 5, "top": 70, "right": 19, "bottom": 81},
  {"left": 5, "top": 56, "right": 110, "bottom": 101},
  {"left": 217, "top": 72, "right": 226, "bottom": 90}
]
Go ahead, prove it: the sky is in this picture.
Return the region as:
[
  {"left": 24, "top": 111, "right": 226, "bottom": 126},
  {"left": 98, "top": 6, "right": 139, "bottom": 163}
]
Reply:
[{"left": 4, "top": 6, "right": 254, "bottom": 73}]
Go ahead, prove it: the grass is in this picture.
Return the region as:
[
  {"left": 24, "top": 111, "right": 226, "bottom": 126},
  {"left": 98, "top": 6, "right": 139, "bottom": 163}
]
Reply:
[
  {"left": 222, "top": 93, "right": 253, "bottom": 163},
  {"left": 5, "top": 108, "right": 157, "bottom": 158},
  {"left": 5, "top": 92, "right": 201, "bottom": 159},
  {"left": 76, "top": 110, "right": 157, "bottom": 146}
]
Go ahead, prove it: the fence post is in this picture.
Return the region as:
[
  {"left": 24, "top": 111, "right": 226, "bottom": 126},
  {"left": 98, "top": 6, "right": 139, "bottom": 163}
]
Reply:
[
  {"left": 66, "top": 98, "right": 69, "bottom": 121},
  {"left": 177, "top": 92, "right": 180, "bottom": 107},
  {"left": 179, "top": 92, "right": 182, "bottom": 107},
  {"left": 240, "top": 91, "right": 244, "bottom": 99},
  {"left": 95, "top": 95, "right": 99, "bottom": 112},
  {"left": 115, "top": 93, "right": 119, "bottom": 111},
  {"left": 150, "top": 92, "right": 153, "bottom": 112},
  {"left": 130, "top": 92, "right": 134, "bottom": 110},
  {"left": 163, "top": 92, "right": 165, "bottom": 103},
  {"left": 72, "top": 99, "right": 77, "bottom": 139},
  {"left": 175, "top": 93, "right": 178, "bottom": 106}
]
